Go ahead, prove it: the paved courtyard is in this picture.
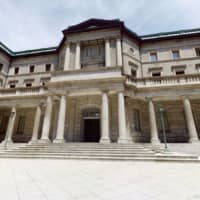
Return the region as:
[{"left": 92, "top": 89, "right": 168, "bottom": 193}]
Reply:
[{"left": 0, "top": 159, "right": 200, "bottom": 200}]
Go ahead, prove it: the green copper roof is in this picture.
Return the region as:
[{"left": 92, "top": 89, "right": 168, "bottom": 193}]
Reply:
[
  {"left": 140, "top": 27, "right": 200, "bottom": 40},
  {"left": 0, "top": 42, "right": 57, "bottom": 57},
  {"left": 1, "top": 24, "right": 200, "bottom": 57}
]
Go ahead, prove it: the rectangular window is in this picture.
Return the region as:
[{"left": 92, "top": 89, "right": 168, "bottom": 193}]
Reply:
[
  {"left": 25, "top": 83, "right": 32, "bottom": 87},
  {"left": 45, "top": 64, "right": 51, "bottom": 72},
  {"left": 176, "top": 70, "right": 185, "bottom": 75},
  {"left": 10, "top": 84, "right": 16, "bottom": 88},
  {"left": 30, "top": 65, "right": 35, "bottom": 73},
  {"left": 0, "top": 63, "right": 3, "bottom": 71},
  {"left": 14, "top": 67, "right": 19, "bottom": 74},
  {"left": 16, "top": 116, "right": 25, "bottom": 135},
  {"left": 195, "top": 48, "right": 200, "bottom": 56},
  {"left": 196, "top": 64, "right": 200, "bottom": 72},
  {"left": 172, "top": 50, "right": 180, "bottom": 59},
  {"left": 152, "top": 72, "right": 161, "bottom": 77},
  {"left": 150, "top": 52, "right": 158, "bottom": 62},
  {"left": 40, "top": 77, "right": 50, "bottom": 86},
  {"left": 133, "top": 109, "right": 141, "bottom": 132}
]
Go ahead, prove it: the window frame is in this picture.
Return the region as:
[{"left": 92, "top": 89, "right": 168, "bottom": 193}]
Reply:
[
  {"left": 150, "top": 52, "right": 158, "bottom": 62},
  {"left": 172, "top": 50, "right": 180, "bottom": 60}
]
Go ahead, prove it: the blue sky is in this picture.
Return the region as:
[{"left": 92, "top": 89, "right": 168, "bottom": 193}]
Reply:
[{"left": 0, "top": 0, "right": 200, "bottom": 51}]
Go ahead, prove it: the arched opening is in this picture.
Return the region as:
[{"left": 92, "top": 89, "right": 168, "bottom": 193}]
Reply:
[{"left": 82, "top": 108, "right": 100, "bottom": 142}]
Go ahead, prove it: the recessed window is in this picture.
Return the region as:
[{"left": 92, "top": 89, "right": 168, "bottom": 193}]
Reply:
[
  {"left": 14, "top": 67, "right": 19, "bottom": 74},
  {"left": 131, "top": 69, "right": 137, "bottom": 78},
  {"left": 172, "top": 50, "right": 180, "bottom": 59},
  {"left": 0, "top": 63, "right": 3, "bottom": 71},
  {"left": 25, "top": 83, "right": 32, "bottom": 87},
  {"left": 45, "top": 64, "right": 51, "bottom": 72},
  {"left": 30, "top": 65, "right": 35, "bottom": 73},
  {"left": 129, "top": 62, "right": 138, "bottom": 78},
  {"left": 150, "top": 52, "right": 158, "bottom": 62},
  {"left": 196, "top": 64, "right": 200, "bottom": 72},
  {"left": 152, "top": 72, "right": 161, "bottom": 77},
  {"left": 10, "top": 84, "right": 16, "bottom": 88},
  {"left": 195, "top": 48, "right": 200, "bottom": 57},
  {"left": 175, "top": 70, "right": 185, "bottom": 75},
  {"left": 40, "top": 77, "right": 50, "bottom": 86}
]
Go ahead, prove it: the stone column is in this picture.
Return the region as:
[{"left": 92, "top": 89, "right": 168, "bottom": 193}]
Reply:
[
  {"left": 100, "top": 92, "right": 110, "bottom": 143},
  {"left": 75, "top": 41, "right": 80, "bottom": 70},
  {"left": 54, "top": 95, "right": 66, "bottom": 143},
  {"left": 116, "top": 37, "right": 122, "bottom": 66},
  {"left": 30, "top": 106, "right": 41, "bottom": 143},
  {"left": 2, "top": 107, "right": 17, "bottom": 144},
  {"left": 148, "top": 98, "right": 160, "bottom": 144},
  {"left": 183, "top": 97, "right": 199, "bottom": 143},
  {"left": 40, "top": 96, "right": 53, "bottom": 143},
  {"left": 118, "top": 92, "right": 129, "bottom": 143},
  {"left": 105, "top": 38, "right": 111, "bottom": 67},
  {"left": 64, "top": 42, "right": 70, "bottom": 71}
]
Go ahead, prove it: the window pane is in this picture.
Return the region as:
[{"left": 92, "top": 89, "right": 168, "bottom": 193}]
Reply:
[
  {"left": 150, "top": 53, "right": 157, "bottom": 61},
  {"left": 172, "top": 50, "right": 180, "bottom": 59}
]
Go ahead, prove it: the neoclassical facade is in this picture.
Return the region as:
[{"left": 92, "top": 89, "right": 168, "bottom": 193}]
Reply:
[{"left": 0, "top": 18, "right": 200, "bottom": 146}]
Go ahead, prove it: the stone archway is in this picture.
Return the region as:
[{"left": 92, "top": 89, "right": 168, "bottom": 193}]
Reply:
[{"left": 81, "top": 107, "right": 100, "bottom": 142}]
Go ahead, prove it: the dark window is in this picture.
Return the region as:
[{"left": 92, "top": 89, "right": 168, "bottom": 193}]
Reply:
[
  {"left": 10, "top": 84, "right": 16, "bottom": 88},
  {"left": 45, "top": 64, "right": 51, "bottom": 72},
  {"left": 172, "top": 50, "right": 180, "bottom": 59},
  {"left": 152, "top": 72, "right": 161, "bottom": 77},
  {"left": 131, "top": 69, "right": 137, "bottom": 78},
  {"left": 133, "top": 109, "right": 141, "bottom": 132},
  {"left": 195, "top": 48, "right": 200, "bottom": 56},
  {"left": 16, "top": 116, "right": 25, "bottom": 135},
  {"left": 30, "top": 65, "right": 35, "bottom": 73},
  {"left": 176, "top": 70, "right": 185, "bottom": 75},
  {"left": 0, "top": 63, "right": 3, "bottom": 71},
  {"left": 14, "top": 67, "right": 19, "bottom": 74},
  {"left": 25, "top": 83, "right": 32, "bottom": 87}
]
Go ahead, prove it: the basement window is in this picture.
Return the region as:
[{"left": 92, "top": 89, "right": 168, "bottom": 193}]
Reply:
[
  {"left": 152, "top": 72, "right": 161, "bottom": 77},
  {"left": 175, "top": 70, "right": 185, "bottom": 75}
]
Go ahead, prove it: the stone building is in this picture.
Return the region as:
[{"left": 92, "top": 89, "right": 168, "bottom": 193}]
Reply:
[{"left": 0, "top": 18, "right": 200, "bottom": 147}]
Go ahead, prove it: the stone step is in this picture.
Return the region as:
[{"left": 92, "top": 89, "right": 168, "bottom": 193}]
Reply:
[
  {"left": 0, "top": 154, "right": 198, "bottom": 163},
  {"left": 0, "top": 152, "right": 156, "bottom": 157},
  {"left": 6, "top": 150, "right": 154, "bottom": 154}
]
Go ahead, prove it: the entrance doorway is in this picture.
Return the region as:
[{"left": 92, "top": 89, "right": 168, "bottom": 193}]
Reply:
[
  {"left": 82, "top": 108, "right": 100, "bottom": 142},
  {"left": 84, "top": 119, "right": 100, "bottom": 142}
]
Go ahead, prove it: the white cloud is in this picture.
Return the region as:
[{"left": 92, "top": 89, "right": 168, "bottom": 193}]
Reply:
[{"left": 0, "top": 0, "right": 200, "bottom": 51}]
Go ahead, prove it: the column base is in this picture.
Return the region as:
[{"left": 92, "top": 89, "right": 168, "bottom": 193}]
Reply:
[
  {"left": 53, "top": 139, "right": 66, "bottom": 143},
  {"left": 117, "top": 138, "right": 130, "bottom": 144},
  {"left": 189, "top": 138, "right": 200, "bottom": 143},
  {"left": 28, "top": 140, "right": 38, "bottom": 144},
  {"left": 100, "top": 138, "right": 110, "bottom": 144},
  {"left": 151, "top": 138, "right": 161, "bottom": 145},
  {"left": 38, "top": 139, "right": 51, "bottom": 144}
]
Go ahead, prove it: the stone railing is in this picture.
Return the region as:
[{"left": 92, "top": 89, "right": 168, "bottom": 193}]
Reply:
[
  {"left": 126, "top": 74, "right": 200, "bottom": 88},
  {"left": 0, "top": 86, "right": 47, "bottom": 97}
]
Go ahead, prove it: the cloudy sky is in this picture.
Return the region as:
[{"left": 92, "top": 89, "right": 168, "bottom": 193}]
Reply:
[{"left": 0, "top": 0, "right": 200, "bottom": 51}]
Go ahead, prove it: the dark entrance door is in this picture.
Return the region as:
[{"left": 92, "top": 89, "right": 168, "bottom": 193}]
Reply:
[{"left": 84, "top": 119, "right": 100, "bottom": 142}]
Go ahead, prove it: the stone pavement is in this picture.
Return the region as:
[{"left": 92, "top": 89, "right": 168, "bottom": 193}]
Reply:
[{"left": 0, "top": 159, "right": 200, "bottom": 200}]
